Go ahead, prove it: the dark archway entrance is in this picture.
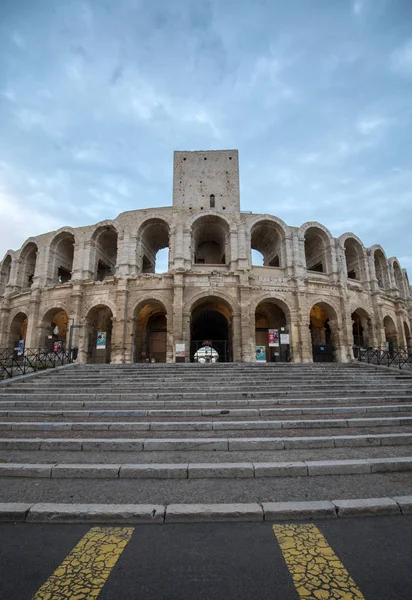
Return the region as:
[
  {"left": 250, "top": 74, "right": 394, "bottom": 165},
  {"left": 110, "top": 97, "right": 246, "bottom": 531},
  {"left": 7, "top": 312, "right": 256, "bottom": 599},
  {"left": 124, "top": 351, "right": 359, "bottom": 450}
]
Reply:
[
  {"left": 134, "top": 300, "right": 167, "bottom": 363},
  {"left": 85, "top": 305, "right": 113, "bottom": 364},
  {"left": 190, "top": 297, "right": 233, "bottom": 362},
  {"left": 310, "top": 303, "right": 337, "bottom": 362},
  {"left": 255, "top": 300, "right": 290, "bottom": 362}
]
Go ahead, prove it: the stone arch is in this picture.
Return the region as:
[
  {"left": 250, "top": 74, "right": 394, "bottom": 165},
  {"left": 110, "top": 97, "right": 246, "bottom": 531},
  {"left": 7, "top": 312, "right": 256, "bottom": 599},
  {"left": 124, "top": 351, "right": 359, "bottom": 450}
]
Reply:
[
  {"left": 84, "top": 304, "right": 113, "bottom": 363},
  {"left": 38, "top": 306, "right": 70, "bottom": 350},
  {"left": 91, "top": 224, "right": 118, "bottom": 280},
  {"left": 254, "top": 297, "right": 291, "bottom": 362},
  {"left": 309, "top": 301, "right": 340, "bottom": 362},
  {"left": 189, "top": 294, "right": 235, "bottom": 362},
  {"left": 351, "top": 307, "right": 373, "bottom": 348},
  {"left": 383, "top": 315, "right": 398, "bottom": 349},
  {"left": 0, "top": 253, "right": 12, "bottom": 295},
  {"left": 342, "top": 235, "right": 366, "bottom": 281},
  {"left": 8, "top": 311, "right": 28, "bottom": 348},
  {"left": 133, "top": 298, "right": 168, "bottom": 362},
  {"left": 18, "top": 241, "right": 38, "bottom": 289},
  {"left": 137, "top": 217, "right": 170, "bottom": 274},
  {"left": 390, "top": 258, "right": 405, "bottom": 297},
  {"left": 49, "top": 230, "right": 76, "bottom": 284},
  {"left": 299, "top": 222, "right": 334, "bottom": 274},
  {"left": 191, "top": 214, "right": 230, "bottom": 265},
  {"left": 370, "top": 245, "right": 390, "bottom": 290},
  {"left": 249, "top": 218, "right": 288, "bottom": 268}
]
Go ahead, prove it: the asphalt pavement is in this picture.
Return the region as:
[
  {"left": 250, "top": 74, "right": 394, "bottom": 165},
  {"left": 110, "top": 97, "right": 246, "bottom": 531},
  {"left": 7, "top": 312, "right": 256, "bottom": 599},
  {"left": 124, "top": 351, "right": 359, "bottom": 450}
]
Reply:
[{"left": 1, "top": 516, "right": 411, "bottom": 599}]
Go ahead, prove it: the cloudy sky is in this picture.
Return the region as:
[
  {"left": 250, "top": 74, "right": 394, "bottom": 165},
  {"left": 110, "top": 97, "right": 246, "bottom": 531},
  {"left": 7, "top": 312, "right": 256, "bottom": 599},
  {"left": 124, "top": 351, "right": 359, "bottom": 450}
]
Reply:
[{"left": 1, "top": 0, "right": 411, "bottom": 273}]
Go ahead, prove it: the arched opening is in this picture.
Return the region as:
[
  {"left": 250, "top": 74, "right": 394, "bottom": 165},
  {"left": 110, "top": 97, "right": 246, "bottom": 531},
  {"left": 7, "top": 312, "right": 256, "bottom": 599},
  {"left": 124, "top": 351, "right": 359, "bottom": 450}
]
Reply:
[
  {"left": 310, "top": 303, "right": 338, "bottom": 362},
  {"left": 251, "top": 220, "right": 284, "bottom": 267},
  {"left": 352, "top": 308, "right": 372, "bottom": 348},
  {"left": 134, "top": 300, "right": 167, "bottom": 362},
  {"left": 20, "top": 242, "right": 38, "bottom": 289},
  {"left": 344, "top": 238, "right": 364, "bottom": 281},
  {"left": 8, "top": 312, "right": 28, "bottom": 349},
  {"left": 85, "top": 305, "right": 113, "bottom": 363},
  {"left": 190, "top": 296, "right": 233, "bottom": 362},
  {"left": 51, "top": 232, "right": 75, "bottom": 284},
  {"left": 393, "top": 262, "right": 404, "bottom": 296},
  {"left": 384, "top": 315, "right": 398, "bottom": 350},
  {"left": 255, "top": 300, "right": 290, "bottom": 362},
  {"left": 0, "top": 255, "right": 12, "bottom": 295},
  {"left": 38, "top": 308, "right": 69, "bottom": 350},
  {"left": 192, "top": 215, "right": 229, "bottom": 265},
  {"left": 210, "top": 194, "right": 215, "bottom": 208},
  {"left": 93, "top": 226, "right": 117, "bottom": 280},
  {"left": 304, "top": 228, "right": 330, "bottom": 274},
  {"left": 137, "top": 219, "right": 170, "bottom": 274},
  {"left": 374, "top": 249, "right": 389, "bottom": 289}
]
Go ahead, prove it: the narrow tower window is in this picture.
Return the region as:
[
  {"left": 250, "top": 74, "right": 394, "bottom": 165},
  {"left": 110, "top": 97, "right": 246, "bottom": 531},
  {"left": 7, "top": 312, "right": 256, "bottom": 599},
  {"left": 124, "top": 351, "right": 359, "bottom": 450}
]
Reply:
[{"left": 210, "top": 194, "right": 215, "bottom": 208}]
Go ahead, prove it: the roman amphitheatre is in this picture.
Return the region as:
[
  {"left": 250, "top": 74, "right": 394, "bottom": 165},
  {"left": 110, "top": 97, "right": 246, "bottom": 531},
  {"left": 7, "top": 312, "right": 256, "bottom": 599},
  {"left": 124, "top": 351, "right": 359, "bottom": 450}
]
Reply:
[{"left": 0, "top": 149, "right": 410, "bottom": 364}]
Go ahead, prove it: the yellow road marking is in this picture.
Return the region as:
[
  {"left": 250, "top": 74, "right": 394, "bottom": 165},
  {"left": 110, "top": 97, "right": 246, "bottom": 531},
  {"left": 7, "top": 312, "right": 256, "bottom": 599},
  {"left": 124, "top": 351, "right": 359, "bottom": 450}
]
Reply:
[
  {"left": 33, "top": 526, "right": 134, "bottom": 600},
  {"left": 273, "top": 523, "right": 365, "bottom": 599}
]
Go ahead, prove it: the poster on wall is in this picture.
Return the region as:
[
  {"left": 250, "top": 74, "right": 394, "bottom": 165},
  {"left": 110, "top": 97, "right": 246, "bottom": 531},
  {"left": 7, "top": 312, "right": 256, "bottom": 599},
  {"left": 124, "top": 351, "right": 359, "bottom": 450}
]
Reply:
[
  {"left": 53, "top": 341, "right": 63, "bottom": 352},
  {"left": 96, "top": 331, "right": 107, "bottom": 350},
  {"left": 175, "top": 343, "right": 185, "bottom": 358},
  {"left": 268, "top": 329, "right": 279, "bottom": 347},
  {"left": 17, "top": 340, "right": 25, "bottom": 356},
  {"left": 280, "top": 333, "right": 290, "bottom": 345},
  {"left": 256, "top": 346, "right": 266, "bottom": 361}
]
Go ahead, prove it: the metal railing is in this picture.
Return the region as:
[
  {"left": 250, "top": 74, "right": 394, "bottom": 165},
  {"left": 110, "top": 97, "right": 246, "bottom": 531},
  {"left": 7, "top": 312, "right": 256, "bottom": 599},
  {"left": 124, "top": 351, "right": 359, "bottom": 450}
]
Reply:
[
  {"left": 0, "top": 348, "right": 73, "bottom": 380},
  {"left": 355, "top": 346, "right": 412, "bottom": 370}
]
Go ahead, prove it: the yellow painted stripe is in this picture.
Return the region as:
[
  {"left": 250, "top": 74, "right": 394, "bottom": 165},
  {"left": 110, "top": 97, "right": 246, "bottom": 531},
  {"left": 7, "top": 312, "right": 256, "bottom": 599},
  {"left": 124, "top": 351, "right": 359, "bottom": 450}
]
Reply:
[
  {"left": 33, "top": 526, "right": 134, "bottom": 600},
  {"left": 273, "top": 523, "right": 365, "bottom": 600}
]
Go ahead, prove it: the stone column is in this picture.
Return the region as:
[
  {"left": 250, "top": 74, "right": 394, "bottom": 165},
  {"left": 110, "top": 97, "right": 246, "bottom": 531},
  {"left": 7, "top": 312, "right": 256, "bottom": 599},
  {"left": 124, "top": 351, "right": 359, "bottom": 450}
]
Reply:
[
  {"left": 229, "top": 228, "right": 238, "bottom": 271},
  {"left": 0, "top": 300, "right": 10, "bottom": 347},
  {"left": 329, "top": 317, "right": 349, "bottom": 363},
  {"left": 111, "top": 281, "right": 129, "bottom": 363},
  {"left": 68, "top": 283, "right": 84, "bottom": 362},
  {"left": 172, "top": 272, "right": 184, "bottom": 362},
  {"left": 237, "top": 223, "right": 249, "bottom": 271},
  {"left": 25, "top": 290, "right": 42, "bottom": 349},
  {"left": 232, "top": 310, "right": 241, "bottom": 362}
]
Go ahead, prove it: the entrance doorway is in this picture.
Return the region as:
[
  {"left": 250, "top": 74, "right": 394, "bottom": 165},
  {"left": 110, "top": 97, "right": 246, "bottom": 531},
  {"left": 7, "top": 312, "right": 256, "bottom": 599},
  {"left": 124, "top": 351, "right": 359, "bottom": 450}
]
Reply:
[
  {"left": 310, "top": 304, "right": 336, "bottom": 362},
  {"left": 85, "top": 305, "right": 113, "bottom": 364},
  {"left": 190, "top": 297, "right": 232, "bottom": 362},
  {"left": 255, "top": 300, "right": 290, "bottom": 362},
  {"left": 134, "top": 300, "right": 167, "bottom": 362}
]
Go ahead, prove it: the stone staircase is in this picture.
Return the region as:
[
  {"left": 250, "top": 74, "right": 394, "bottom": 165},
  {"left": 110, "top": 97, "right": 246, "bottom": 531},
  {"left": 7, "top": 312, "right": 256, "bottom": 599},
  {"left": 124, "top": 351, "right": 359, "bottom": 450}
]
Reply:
[{"left": 1, "top": 362, "right": 412, "bottom": 506}]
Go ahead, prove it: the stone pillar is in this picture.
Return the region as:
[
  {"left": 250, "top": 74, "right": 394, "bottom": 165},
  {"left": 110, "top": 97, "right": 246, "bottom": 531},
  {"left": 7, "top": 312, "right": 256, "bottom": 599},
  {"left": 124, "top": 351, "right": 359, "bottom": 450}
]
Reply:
[
  {"left": 232, "top": 310, "right": 241, "bottom": 362},
  {"left": 172, "top": 224, "right": 185, "bottom": 271},
  {"left": 329, "top": 317, "right": 349, "bottom": 363},
  {"left": 172, "top": 272, "right": 184, "bottom": 362},
  {"left": 288, "top": 306, "right": 300, "bottom": 363},
  {"left": 25, "top": 290, "right": 42, "bottom": 349},
  {"left": 68, "top": 284, "right": 84, "bottom": 362},
  {"left": 237, "top": 223, "right": 249, "bottom": 271},
  {"left": 239, "top": 280, "right": 253, "bottom": 362},
  {"left": 111, "top": 281, "right": 129, "bottom": 363},
  {"left": 229, "top": 228, "right": 238, "bottom": 271},
  {"left": 0, "top": 301, "right": 10, "bottom": 347}
]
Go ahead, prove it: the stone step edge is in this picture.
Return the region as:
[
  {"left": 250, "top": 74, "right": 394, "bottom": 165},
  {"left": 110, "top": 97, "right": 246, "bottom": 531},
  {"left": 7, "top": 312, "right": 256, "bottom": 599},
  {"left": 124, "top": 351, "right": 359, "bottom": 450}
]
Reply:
[
  {"left": 1, "top": 496, "right": 411, "bottom": 523},
  {"left": 1, "top": 432, "right": 412, "bottom": 451},
  {"left": 2, "top": 403, "right": 412, "bottom": 415},
  {"left": 1, "top": 457, "right": 412, "bottom": 479},
  {"left": 1, "top": 416, "right": 412, "bottom": 432}
]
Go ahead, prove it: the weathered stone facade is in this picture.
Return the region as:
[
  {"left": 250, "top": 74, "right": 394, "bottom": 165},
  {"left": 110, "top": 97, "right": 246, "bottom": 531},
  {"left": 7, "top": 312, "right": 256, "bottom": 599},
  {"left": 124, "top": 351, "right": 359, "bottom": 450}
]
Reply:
[{"left": 1, "top": 149, "right": 411, "bottom": 363}]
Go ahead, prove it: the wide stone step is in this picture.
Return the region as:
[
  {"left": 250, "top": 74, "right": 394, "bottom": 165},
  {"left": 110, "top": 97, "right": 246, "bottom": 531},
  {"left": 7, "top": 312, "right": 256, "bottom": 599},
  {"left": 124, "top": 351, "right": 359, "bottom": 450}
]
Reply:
[
  {"left": 1, "top": 456, "right": 412, "bottom": 480},
  {"left": 1, "top": 432, "right": 412, "bottom": 451},
  {"left": 2, "top": 397, "right": 412, "bottom": 412},
  {"left": 2, "top": 403, "right": 412, "bottom": 420},
  {"left": 1, "top": 416, "right": 412, "bottom": 433}
]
